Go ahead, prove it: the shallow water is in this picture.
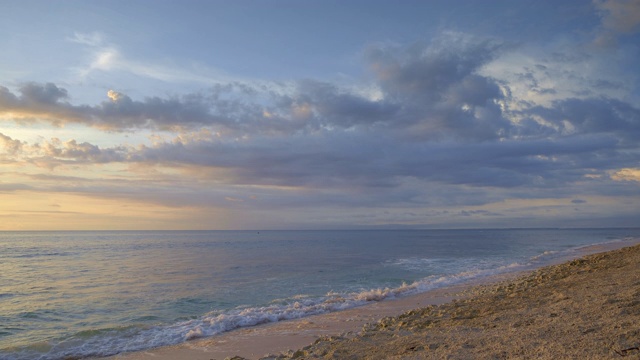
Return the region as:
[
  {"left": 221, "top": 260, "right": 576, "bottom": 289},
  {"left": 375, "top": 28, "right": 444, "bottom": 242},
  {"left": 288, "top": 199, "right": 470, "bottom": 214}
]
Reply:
[{"left": 1, "top": 228, "right": 639, "bottom": 359}]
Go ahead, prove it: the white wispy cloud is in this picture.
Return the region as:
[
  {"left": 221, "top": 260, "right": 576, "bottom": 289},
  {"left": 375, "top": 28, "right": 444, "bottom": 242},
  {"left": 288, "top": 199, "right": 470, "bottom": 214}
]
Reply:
[
  {"left": 72, "top": 35, "right": 236, "bottom": 86},
  {"left": 67, "top": 31, "right": 106, "bottom": 47}
]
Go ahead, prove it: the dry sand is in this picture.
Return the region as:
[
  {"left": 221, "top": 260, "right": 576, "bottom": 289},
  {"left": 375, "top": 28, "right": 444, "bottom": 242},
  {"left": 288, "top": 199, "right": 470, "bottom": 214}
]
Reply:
[{"left": 106, "top": 242, "right": 640, "bottom": 360}]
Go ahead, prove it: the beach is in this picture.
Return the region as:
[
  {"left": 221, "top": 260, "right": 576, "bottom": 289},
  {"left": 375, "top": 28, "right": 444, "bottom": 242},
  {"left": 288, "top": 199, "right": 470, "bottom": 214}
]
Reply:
[
  {"left": 4, "top": 230, "right": 639, "bottom": 360},
  {"left": 106, "top": 242, "right": 640, "bottom": 360}
]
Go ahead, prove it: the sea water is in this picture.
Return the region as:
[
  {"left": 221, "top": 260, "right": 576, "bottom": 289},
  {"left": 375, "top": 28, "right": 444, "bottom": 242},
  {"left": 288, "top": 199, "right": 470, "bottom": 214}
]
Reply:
[{"left": 1, "top": 228, "right": 639, "bottom": 360}]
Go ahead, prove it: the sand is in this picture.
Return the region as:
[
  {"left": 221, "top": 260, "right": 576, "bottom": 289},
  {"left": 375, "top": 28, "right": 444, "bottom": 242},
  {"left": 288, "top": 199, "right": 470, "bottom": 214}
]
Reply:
[{"left": 105, "top": 242, "right": 640, "bottom": 360}]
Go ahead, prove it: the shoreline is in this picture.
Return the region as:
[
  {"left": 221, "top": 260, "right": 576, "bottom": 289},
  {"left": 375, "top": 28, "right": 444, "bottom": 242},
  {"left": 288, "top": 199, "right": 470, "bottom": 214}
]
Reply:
[
  {"left": 103, "top": 239, "right": 640, "bottom": 360},
  {"left": 103, "top": 281, "right": 479, "bottom": 360}
]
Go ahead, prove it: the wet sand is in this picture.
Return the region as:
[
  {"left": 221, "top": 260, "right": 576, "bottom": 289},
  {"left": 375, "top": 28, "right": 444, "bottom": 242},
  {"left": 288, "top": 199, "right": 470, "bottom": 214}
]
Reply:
[{"left": 105, "top": 242, "right": 640, "bottom": 360}]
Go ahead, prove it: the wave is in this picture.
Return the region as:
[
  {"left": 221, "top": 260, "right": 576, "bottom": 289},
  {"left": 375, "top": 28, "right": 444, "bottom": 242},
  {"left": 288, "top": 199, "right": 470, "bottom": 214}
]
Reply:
[
  {"left": 4, "top": 236, "right": 638, "bottom": 360},
  {"left": 7, "top": 251, "right": 76, "bottom": 259},
  {"left": 0, "top": 261, "right": 531, "bottom": 360}
]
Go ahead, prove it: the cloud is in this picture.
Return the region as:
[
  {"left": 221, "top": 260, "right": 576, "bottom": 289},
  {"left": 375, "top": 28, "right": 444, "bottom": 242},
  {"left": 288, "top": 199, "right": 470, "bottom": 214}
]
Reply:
[
  {"left": 526, "top": 97, "right": 640, "bottom": 141},
  {"left": 363, "top": 32, "right": 510, "bottom": 140},
  {"left": 67, "top": 31, "right": 106, "bottom": 47},
  {"left": 107, "top": 90, "right": 124, "bottom": 102},
  {"left": 0, "top": 83, "right": 228, "bottom": 130},
  {"left": 611, "top": 168, "right": 640, "bottom": 182},
  {"left": 593, "top": 0, "right": 640, "bottom": 46},
  {"left": 72, "top": 36, "right": 233, "bottom": 85},
  {"left": 366, "top": 32, "right": 503, "bottom": 100},
  {"left": 458, "top": 209, "right": 503, "bottom": 217},
  {"left": 18, "top": 82, "right": 69, "bottom": 104},
  {"left": 2, "top": 30, "right": 639, "bottom": 227},
  {"left": 285, "top": 79, "right": 400, "bottom": 128},
  {"left": 595, "top": 0, "right": 640, "bottom": 33},
  {"left": 0, "top": 83, "right": 85, "bottom": 125},
  {"left": 111, "top": 126, "right": 632, "bottom": 206},
  {"left": 0, "top": 132, "right": 129, "bottom": 166},
  {"left": 89, "top": 48, "right": 119, "bottom": 72},
  {"left": 0, "top": 80, "right": 392, "bottom": 133},
  {"left": 0, "top": 33, "right": 512, "bottom": 138},
  {"left": 1, "top": 29, "right": 637, "bottom": 196},
  {"left": 41, "top": 138, "right": 129, "bottom": 164},
  {"left": 4, "top": 31, "right": 636, "bottom": 143},
  {"left": 0, "top": 132, "right": 24, "bottom": 154},
  {"left": 3, "top": 125, "right": 638, "bottom": 226}
]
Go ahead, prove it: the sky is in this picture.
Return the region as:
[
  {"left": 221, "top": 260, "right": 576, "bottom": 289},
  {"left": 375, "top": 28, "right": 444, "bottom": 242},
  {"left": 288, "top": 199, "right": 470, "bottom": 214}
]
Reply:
[{"left": 0, "top": 0, "right": 639, "bottom": 230}]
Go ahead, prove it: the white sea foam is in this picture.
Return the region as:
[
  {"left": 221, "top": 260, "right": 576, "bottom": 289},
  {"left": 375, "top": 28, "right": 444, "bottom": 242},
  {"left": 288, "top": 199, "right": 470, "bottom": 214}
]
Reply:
[
  {"left": 177, "top": 259, "right": 539, "bottom": 344},
  {"left": 529, "top": 250, "right": 558, "bottom": 261}
]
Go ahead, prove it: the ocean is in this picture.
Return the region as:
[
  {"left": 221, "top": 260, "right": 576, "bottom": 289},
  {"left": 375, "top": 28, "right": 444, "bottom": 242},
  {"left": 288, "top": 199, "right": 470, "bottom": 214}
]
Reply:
[{"left": 1, "top": 228, "right": 639, "bottom": 360}]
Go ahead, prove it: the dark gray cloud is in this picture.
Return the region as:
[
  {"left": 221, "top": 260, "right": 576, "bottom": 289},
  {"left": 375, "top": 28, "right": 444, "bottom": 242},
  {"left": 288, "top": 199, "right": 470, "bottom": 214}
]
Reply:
[
  {"left": 0, "top": 83, "right": 84, "bottom": 125},
  {"left": 458, "top": 209, "right": 503, "bottom": 217},
  {"left": 284, "top": 79, "right": 400, "bottom": 128},
  {"left": 549, "top": 98, "right": 639, "bottom": 138},
  {"left": 1, "top": 80, "right": 396, "bottom": 133},
  {"left": 41, "top": 139, "right": 130, "bottom": 164},
  {"left": 0, "top": 82, "right": 261, "bottom": 131},
  {"left": 366, "top": 34, "right": 503, "bottom": 101},
  {"left": 19, "top": 82, "right": 69, "bottom": 104},
  {"left": 363, "top": 33, "right": 511, "bottom": 140},
  {"left": 119, "top": 128, "right": 632, "bottom": 204}
]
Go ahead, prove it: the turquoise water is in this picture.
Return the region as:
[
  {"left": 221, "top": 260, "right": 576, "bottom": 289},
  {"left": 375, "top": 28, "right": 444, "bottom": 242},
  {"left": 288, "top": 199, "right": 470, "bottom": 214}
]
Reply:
[{"left": 1, "top": 229, "right": 639, "bottom": 359}]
